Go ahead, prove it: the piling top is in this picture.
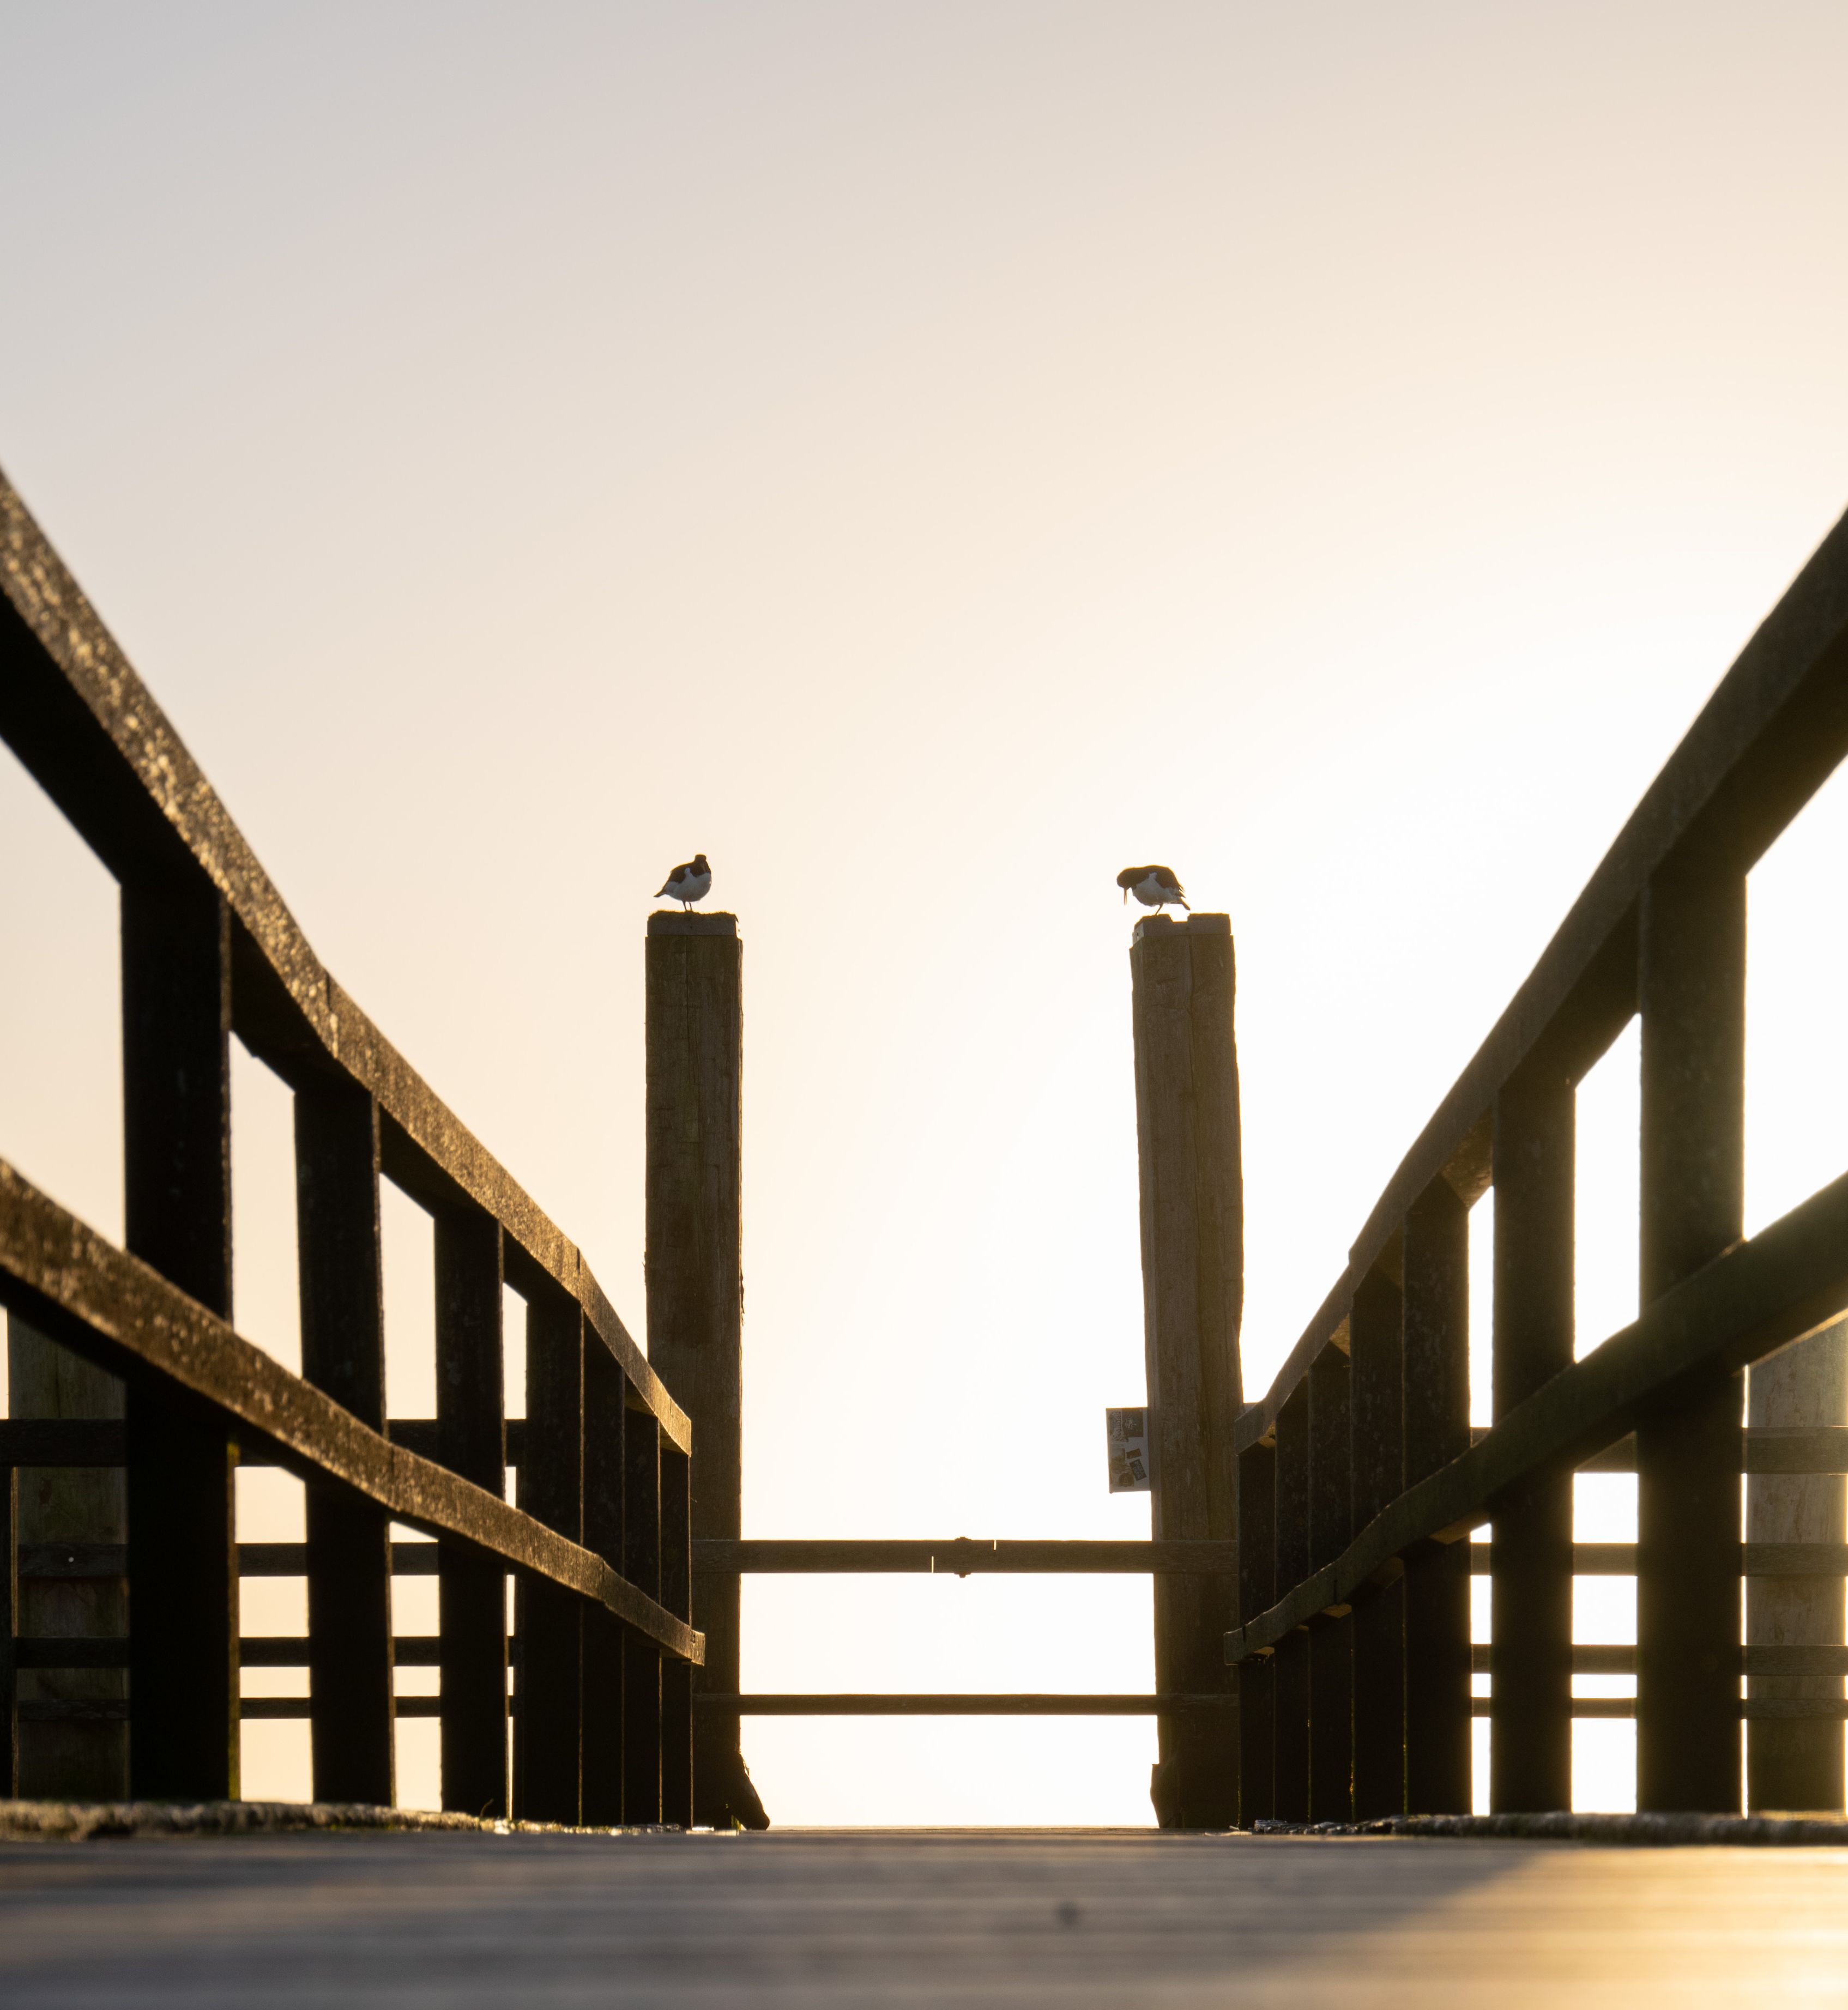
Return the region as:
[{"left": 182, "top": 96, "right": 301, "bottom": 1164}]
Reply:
[
  {"left": 648, "top": 911, "right": 738, "bottom": 937},
  {"left": 1131, "top": 912, "right": 1229, "bottom": 941}
]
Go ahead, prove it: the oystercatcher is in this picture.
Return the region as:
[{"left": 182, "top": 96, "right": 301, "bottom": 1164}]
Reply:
[
  {"left": 655, "top": 853, "right": 712, "bottom": 910},
  {"left": 1116, "top": 864, "right": 1189, "bottom": 912}
]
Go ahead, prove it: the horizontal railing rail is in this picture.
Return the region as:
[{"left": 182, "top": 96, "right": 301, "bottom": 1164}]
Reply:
[
  {"left": 0, "top": 1160, "right": 699, "bottom": 1662},
  {"left": 1227, "top": 1164, "right": 1848, "bottom": 1664},
  {"left": 14, "top": 1420, "right": 1845, "bottom": 1477},
  {"left": 694, "top": 1539, "right": 1241, "bottom": 1575},
  {"left": 691, "top": 1695, "right": 1237, "bottom": 1716}
]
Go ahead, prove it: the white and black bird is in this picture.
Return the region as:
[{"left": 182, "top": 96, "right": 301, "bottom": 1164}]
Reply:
[
  {"left": 656, "top": 853, "right": 712, "bottom": 911},
  {"left": 1116, "top": 864, "right": 1189, "bottom": 913}
]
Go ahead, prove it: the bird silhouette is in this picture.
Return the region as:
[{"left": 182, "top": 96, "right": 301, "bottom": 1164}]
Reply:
[
  {"left": 656, "top": 853, "right": 712, "bottom": 911},
  {"left": 1116, "top": 864, "right": 1188, "bottom": 913}
]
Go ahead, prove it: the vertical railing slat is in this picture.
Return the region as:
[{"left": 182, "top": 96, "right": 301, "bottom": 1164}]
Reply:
[
  {"left": 1235, "top": 1438, "right": 1277, "bottom": 1825},
  {"left": 1306, "top": 1338, "right": 1353, "bottom": 1821},
  {"left": 1350, "top": 1264, "right": 1405, "bottom": 1818},
  {"left": 434, "top": 1212, "right": 508, "bottom": 1819},
  {"left": 1, "top": 1457, "right": 16, "bottom": 1797},
  {"left": 621, "top": 1403, "right": 663, "bottom": 1824},
  {"left": 1636, "top": 864, "right": 1746, "bottom": 1813},
  {"left": 295, "top": 1080, "right": 394, "bottom": 1808},
  {"left": 121, "top": 876, "right": 240, "bottom": 1803},
  {"left": 579, "top": 1340, "right": 628, "bottom": 1824},
  {"left": 1489, "top": 1057, "right": 1575, "bottom": 1813},
  {"left": 1400, "top": 1172, "right": 1473, "bottom": 1813},
  {"left": 1271, "top": 1382, "right": 1311, "bottom": 1820},
  {"left": 514, "top": 1290, "right": 585, "bottom": 1824},
  {"left": 660, "top": 1442, "right": 693, "bottom": 1827}
]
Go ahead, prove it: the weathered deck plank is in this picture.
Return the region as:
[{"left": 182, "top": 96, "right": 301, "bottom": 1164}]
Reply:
[{"left": 2, "top": 1830, "right": 1846, "bottom": 2006}]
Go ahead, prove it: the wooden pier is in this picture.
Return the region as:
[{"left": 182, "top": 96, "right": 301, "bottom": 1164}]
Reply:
[{"left": 8, "top": 454, "right": 1848, "bottom": 1989}]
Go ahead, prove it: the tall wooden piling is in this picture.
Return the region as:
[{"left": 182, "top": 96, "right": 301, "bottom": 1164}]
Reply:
[
  {"left": 1128, "top": 911, "right": 1242, "bottom": 1830},
  {"left": 645, "top": 909, "right": 768, "bottom": 1830}
]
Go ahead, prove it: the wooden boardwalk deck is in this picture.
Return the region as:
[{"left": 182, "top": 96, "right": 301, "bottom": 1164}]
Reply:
[{"left": 2, "top": 1829, "right": 1846, "bottom": 2005}]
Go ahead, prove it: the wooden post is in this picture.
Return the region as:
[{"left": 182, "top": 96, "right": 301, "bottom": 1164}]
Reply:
[
  {"left": 294, "top": 1080, "right": 394, "bottom": 1808},
  {"left": 1400, "top": 1173, "right": 1472, "bottom": 1813},
  {"left": 1306, "top": 1337, "right": 1354, "bottom": 1822},
  {"left": 1235, "top": 1438, "right": 1276, "bottom": 1825},
  {"left": 644, "top": 908, "right": 766, "bottom": 1829},
  {"left": 1128, "top": 911, "right": 1242, "bottom": 1830},
  {"left": 1489, "top": 1055, "right": 1575, "bottom": 1813},
  {"left": 514, "top": 1290, "right": 585, "bottom": 1824},
  {"left": 1747, "top": 1322, "right": 1845, "bottom": 1812},
  {"left": 1271, "top": 1382, "right": 1311, "bottom": 1821},
  {"left": 1350, "top": 1264, "right": 1405, "bottom": 1818},
  {"left": 7, "top": 1319, "right": 127, "bottom": 1799},
  {"left": 435, "top": 1211, "right": 507, "bottom": 1818},
  {"left": 1636, "top": 863, "right": 1746, "bottom": 1813},
  {"left": 579, "top": 1339, "right": 628, "bottom": 1825},
  {"left": 121, "top": 875, "right": 240, "bottom": 1803}
]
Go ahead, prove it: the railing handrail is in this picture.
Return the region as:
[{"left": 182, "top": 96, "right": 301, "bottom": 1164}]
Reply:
[
  {"left": 0, "top": 465, "right": 686, "bottom": 1450},
  {"left": 1239, "top": 500, "right": 1848, "bottom": 1449}
]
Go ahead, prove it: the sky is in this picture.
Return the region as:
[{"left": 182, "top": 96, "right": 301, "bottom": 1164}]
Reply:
[{"left": 4, "top": 0, "right": 1848, "bottom": 1823}]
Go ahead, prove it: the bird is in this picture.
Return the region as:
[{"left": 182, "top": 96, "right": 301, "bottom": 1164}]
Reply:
[
  {"left": 656, "top": 853, "right": 712, "bottom": 910},
  {"left": 1116, "top": 864, "right": 1189, "bottom": 912}
]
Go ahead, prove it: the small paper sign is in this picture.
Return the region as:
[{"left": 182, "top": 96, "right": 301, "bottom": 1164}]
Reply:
[{"left": 1107, "top": 1407, "right": 1150, "bottom": 1493}]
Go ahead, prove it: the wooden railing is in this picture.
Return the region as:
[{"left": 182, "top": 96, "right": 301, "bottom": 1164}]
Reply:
[
  {"left": 1227, "top": 499, "right": 1848, "bottom": 1821},
  {"left": 0, "top": 465, "right": 700, "bottom": 1824}
]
